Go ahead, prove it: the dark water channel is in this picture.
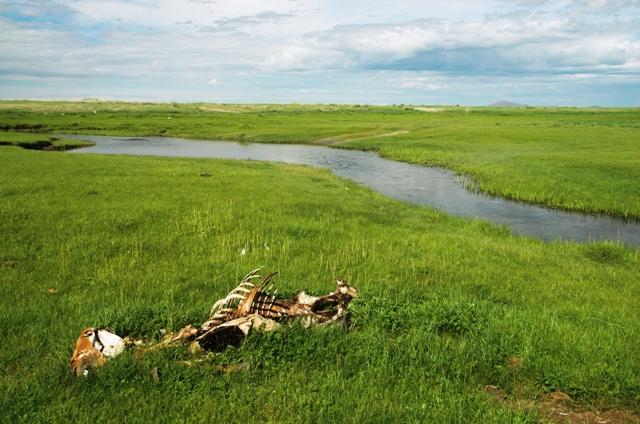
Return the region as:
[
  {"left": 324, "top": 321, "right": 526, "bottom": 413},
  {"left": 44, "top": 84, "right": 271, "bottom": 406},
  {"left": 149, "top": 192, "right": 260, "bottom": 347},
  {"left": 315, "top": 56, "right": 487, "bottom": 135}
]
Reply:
[{"left": 67, "top": 135, "right": 640, "bottom": 247}]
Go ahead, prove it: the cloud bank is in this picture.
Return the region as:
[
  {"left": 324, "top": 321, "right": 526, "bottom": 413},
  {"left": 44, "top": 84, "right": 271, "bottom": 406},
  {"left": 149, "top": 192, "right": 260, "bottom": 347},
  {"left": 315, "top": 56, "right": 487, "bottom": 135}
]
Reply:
[{"left": 0, "top": 0, "right": 638, "bottom": 105}]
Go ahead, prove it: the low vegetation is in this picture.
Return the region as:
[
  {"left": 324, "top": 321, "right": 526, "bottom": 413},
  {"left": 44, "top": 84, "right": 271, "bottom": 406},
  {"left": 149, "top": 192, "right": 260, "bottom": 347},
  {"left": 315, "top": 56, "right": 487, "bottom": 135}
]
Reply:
[
  {"left": 1, "top": 146, "right": 639, "bottom": 422},
  {"left": 0, "top": 131, "right": 94, "bottom": 151},
  {"left": 0, "top": 100, "right": 638, "bottom": 219}
]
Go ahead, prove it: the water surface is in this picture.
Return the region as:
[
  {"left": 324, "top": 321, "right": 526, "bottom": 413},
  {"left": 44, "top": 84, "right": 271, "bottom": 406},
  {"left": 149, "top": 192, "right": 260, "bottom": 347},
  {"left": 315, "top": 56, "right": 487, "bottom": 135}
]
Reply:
[{"left": 68, "top": 135, "right": 640, "bottom": 246}]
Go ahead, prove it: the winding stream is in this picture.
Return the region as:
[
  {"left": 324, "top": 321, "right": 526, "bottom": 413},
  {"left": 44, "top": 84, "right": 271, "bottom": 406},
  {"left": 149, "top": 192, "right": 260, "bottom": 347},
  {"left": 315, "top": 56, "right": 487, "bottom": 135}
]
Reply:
[{"left": 67, "top": 135, "right": 640, "bottom": 247}]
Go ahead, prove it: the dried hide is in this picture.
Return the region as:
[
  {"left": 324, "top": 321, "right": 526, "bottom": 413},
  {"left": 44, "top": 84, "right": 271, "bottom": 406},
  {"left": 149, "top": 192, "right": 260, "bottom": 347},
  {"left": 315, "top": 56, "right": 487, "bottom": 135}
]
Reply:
[{"left": 197, "top": 314, "right": 278, "bottom": 351}]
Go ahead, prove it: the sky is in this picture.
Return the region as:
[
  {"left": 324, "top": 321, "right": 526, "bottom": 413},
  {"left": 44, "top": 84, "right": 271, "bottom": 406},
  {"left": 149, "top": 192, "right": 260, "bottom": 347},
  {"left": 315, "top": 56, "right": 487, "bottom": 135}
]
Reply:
[{"left": 0, "top": 0, "right": 639, "bottom": 106}]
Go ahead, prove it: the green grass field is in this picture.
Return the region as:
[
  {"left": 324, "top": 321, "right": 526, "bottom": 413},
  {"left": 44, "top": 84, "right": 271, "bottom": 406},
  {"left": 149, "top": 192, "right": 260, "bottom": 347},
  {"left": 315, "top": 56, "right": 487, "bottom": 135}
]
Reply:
[
  {"left": 1, "top": 100, "right": 638, "bottom": 219},
  {"left": 1, "top": 145, "right": 639, "bottom": 422},
  {"left": 1, "top": 102, "right": 639, "bottom": 422}
]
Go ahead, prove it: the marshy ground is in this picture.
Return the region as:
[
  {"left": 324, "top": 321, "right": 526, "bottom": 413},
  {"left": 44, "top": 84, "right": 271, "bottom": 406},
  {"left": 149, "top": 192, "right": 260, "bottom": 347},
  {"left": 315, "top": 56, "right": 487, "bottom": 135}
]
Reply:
[
  {"left": 0, "top": 131, "right": 94, "bottom": 151},
  {"left": 0, "top": 102, "right": 638, "bottom": 422},
  {"left": 1, "top": 100, "right": 638, "bottom": 219}
]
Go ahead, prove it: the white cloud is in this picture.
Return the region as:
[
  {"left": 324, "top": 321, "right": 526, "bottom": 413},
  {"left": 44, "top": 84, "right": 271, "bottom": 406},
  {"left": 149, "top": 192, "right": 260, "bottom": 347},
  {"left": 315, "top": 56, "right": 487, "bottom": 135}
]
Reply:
[
  {"left": 262, "top": 15, "right": 640, "bottom": 75},
  {"left": 1, "top": 0, "right": 639, "bottom": 105},
  {"left": 574, "top": 0, "right": 639, "bottom": 12},
  {"left": 397, "top": 77, "right": 441, "bottom": 91},
  {"left": 0, "top": 16, "right": 263, "bottom": 84},
  {"left": 63, "top": 0, "right": 308, "bottom": 28},
  {"left": 260, "top": 45, "right": 350, "bottom": 71}
]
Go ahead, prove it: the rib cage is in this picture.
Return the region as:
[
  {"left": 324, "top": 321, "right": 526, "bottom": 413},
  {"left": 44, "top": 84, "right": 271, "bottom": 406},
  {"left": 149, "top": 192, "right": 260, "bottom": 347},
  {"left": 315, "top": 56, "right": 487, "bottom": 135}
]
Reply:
[
  {"left": 200, "top": 269, "right": 358, "bottom": 339},
  {"left": 205, "top": 269, "right": 286, "bottom": 329},
  {"left": 246, "top": 281, "right": 290, "bottom": 320},
  {"left": 206, "top": 268, "right": 260, "bottom": 326}
]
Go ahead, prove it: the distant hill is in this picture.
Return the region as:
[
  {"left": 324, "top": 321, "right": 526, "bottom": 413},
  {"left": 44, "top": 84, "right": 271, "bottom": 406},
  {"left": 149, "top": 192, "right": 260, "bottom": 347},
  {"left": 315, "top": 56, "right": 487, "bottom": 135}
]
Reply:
[{"left": 488, "top": 100, "right": 527, "bottom": 108}]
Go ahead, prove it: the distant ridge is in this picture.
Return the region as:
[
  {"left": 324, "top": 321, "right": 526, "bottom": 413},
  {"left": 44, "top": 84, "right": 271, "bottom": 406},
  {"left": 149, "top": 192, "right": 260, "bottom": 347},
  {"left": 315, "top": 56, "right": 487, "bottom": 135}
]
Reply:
[{"left": 488, "top": 100, "right": 527, "bottom": 108}]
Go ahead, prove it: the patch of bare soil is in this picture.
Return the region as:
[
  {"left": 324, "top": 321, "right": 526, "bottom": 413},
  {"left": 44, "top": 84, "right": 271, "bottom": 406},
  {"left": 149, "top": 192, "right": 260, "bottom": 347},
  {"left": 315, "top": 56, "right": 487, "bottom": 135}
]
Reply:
[
  {"left": 197, "top": 106, "right": 241, "bottom": 113},
  {"left": 313, "top": 137, "right": 341, "bottom": 145},
  {"left": 313, "top": 130, "right": 409, "bottom": 145},
  {"left": 483, "top": 386, "right": 640, "bottom": 424},
  {"left": 413, "top": 107, "right": 444, "bottom": 112},
  {"left": 538, "top": 392, "right": 639, "bottom": 424}
]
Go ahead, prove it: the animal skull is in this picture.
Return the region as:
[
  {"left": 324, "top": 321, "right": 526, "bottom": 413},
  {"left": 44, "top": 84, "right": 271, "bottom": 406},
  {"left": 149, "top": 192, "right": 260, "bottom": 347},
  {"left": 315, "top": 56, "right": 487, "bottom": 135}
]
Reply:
[{"left": 69, "top": 328, "right": 125, "bottom": 376}]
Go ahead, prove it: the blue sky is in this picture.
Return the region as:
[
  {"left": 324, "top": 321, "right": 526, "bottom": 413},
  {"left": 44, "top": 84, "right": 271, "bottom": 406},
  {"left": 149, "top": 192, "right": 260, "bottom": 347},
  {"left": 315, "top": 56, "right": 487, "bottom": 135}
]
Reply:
[{"left": 0, "top": 0, "right": 639, "bottom": 105}]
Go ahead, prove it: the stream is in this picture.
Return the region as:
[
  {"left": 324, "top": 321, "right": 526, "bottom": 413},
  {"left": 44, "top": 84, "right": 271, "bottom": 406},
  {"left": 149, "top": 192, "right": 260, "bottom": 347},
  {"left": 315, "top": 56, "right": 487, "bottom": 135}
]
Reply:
[{"left": 67, "top": 135, "right": 640, "bottom": 247}]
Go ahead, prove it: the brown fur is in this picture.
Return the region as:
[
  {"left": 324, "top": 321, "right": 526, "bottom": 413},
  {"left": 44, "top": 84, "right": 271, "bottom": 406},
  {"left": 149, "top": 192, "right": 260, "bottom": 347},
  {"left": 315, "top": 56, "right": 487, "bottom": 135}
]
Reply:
[{"left": 69, "top": 327, "right": 105, "bottom": 376}]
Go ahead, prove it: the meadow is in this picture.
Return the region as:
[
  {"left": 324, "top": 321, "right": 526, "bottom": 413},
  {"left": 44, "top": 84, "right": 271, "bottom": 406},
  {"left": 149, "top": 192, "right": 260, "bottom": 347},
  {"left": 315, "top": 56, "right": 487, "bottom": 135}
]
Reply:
[
  {"left": 1, "top": 100, "right": 638, "bottom": 219},
  {"left": 1, "top": 147, "right": 639, "bottom": 422},
  {"left": 1, "top": 102, "right": 639, "bottom": 422}
]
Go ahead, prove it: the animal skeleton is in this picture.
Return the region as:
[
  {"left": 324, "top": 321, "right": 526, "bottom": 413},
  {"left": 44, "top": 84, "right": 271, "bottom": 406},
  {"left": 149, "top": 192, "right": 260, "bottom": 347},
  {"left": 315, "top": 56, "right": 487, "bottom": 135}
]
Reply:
[
  {"left": 70, "top": 270, "right": 357, "bottom": 375},
  {"left": 195, "top": 269, "right": 357, "bottom": 350}
]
